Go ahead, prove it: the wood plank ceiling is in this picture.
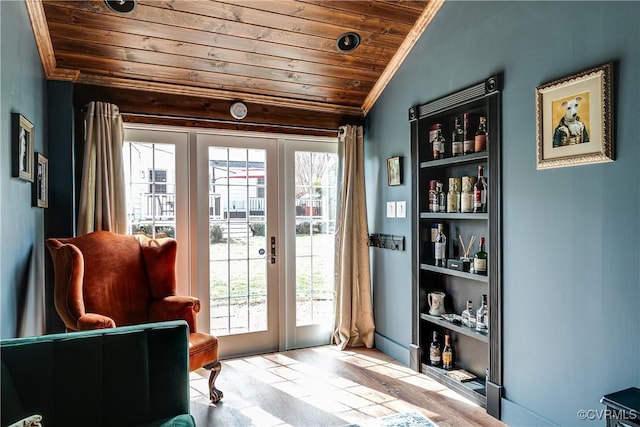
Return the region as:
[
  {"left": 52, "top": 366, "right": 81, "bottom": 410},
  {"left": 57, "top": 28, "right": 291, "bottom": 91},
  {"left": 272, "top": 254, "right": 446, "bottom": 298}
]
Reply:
[{"left": 27, "top": 0, "right": 442, "bottom": 135}]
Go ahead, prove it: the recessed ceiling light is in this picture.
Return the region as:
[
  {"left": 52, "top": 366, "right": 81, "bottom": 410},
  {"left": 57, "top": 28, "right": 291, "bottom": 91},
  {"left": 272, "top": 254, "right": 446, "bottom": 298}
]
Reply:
[
  {"left": 105, "top": 0, "right": 137, "bottom": 14},
  {"left": 336, "top": 32, "right": 360, "bottom": 53}
]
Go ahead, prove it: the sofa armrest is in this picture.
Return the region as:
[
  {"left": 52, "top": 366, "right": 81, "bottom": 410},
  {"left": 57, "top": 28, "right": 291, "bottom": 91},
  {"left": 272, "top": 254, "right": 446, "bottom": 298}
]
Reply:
[{"left": 149, "top": 296, "right": 200, "bottom": 332}]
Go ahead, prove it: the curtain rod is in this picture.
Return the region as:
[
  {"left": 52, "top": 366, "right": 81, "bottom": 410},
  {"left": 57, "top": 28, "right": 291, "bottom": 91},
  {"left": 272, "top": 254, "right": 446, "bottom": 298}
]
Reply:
[{"left": 119, "top": 111, "right": 344, "bottom": 134}]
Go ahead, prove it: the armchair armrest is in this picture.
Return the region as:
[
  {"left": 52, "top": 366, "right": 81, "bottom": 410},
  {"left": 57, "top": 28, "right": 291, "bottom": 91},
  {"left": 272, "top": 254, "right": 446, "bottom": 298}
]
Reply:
[
  {"left": 77, "top": 313, "right": 116, "bottom": 330},
  {"left": 149, "top": 296, "right": 200, "bottom": 332}
]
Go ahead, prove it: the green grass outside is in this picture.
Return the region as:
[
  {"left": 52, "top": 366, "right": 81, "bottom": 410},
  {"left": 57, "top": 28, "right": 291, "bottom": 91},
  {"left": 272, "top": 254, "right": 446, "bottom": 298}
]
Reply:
[{"left": 209, "top": 234, "right": 335, "bottom": 300}]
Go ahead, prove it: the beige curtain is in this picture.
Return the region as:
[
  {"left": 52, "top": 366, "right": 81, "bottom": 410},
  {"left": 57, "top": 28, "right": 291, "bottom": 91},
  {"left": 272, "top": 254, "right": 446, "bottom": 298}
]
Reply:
[
  {"left": 333, "top": 124, "right": 375, "bottom": 350},
  {"left": 77, "top": 101, "right": 127, "bottom": 235}
]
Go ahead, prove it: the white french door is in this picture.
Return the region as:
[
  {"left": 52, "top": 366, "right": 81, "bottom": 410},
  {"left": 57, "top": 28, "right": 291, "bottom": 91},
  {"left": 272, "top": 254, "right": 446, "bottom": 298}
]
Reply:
[
  {"left": 196, "top": 133, "right": 280, "bottom": 357},
  {"left": 281, "top": 139, "right": 338, "bottom": 350},
  {"left": 124, "top": 125, "right": 337, "bottom": 359}
]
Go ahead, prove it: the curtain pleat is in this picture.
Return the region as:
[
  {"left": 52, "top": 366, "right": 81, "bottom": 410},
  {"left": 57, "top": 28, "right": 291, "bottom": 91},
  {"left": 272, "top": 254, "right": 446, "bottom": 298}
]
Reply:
[
  {"left": 333, "top": 124, "right": 375, "bottom": 350},
  {"left": 77, "top": 101, "right": 126, "bottom": 235}
]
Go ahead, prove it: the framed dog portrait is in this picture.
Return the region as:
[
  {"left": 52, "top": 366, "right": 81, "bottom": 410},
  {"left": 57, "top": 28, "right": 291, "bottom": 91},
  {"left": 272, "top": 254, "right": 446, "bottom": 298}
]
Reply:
[
  {"left": 32, "top": 153, "right": 48, "bottom": 208},
  {"left": 12, "top": 113, "right": 35, "bottom": 182},
  {"left": 535, "top": 62, "right": 614, "bottom": 169},
  {"left": 387, "top": 156, "right": 402, "bottom": 186}
]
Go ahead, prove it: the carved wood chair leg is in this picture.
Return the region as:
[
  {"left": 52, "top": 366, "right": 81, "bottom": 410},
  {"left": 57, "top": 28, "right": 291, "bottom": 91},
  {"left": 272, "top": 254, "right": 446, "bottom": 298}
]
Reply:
[{"left": 205, "top": 360, "right": 223, "bottom": 403}]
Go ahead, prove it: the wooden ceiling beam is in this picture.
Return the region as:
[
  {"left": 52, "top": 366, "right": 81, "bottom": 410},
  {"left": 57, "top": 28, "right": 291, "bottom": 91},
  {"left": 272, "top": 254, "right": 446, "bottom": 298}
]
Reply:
[{"left": 75, "top": 74, "right": 364, "bottom": 116}]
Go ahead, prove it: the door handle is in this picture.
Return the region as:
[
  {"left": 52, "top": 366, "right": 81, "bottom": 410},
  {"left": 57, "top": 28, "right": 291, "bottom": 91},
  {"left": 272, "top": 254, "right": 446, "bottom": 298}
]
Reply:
[{"left": 270, "top": 236, "right": 276, "bottom": 264}]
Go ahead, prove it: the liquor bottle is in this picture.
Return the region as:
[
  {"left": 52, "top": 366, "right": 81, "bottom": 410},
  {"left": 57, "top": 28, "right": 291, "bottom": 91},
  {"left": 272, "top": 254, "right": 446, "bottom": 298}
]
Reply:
[
  {"left": 428, "top": 180, "right": 438, "bottom": 213},
  {"left": 451, "top": 117, "right": 463, "bottom": 157},
  {"left": 461, "top": 300, "right": 476, "bottom": 328},
  {"left": 436, "top": 182, "right": 446, "bottom": 213},
  {"left": 442, "top": 334, "right": 453, "bottom": 370},
  {"left": 429, "top": 331, "right": 441, "bottom": 366},
  {"left": 474, "top": 116, "right": 487, "bottom": 152},
  {"left": 473, "top": 165, "right": 487, "bottom": 213},
  {"left": 460, "top": 176, "right": 475, "bottom": 213},
  {"left": 473, "top": 237, "right": 487, "bottom": 275},
  {"left": 434, "top": 224, "right": 447, "bottom": 267},
  {"left": 463, "top": 113, "right": 475, "bottom": 155},
  {"left": 446, "top": 177, "right": 460, "bottom": 213},
  {"left": 431, "top": 124, "right": 446, "bottom": 160},
  {"left": 476, "top": 294, "right": 488, "bottom": 332}
]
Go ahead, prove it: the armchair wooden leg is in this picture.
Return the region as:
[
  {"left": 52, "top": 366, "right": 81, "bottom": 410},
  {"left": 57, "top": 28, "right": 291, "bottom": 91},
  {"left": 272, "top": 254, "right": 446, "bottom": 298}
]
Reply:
[{"left": 205, "top": 360, "right": 223, "bottom": 403}]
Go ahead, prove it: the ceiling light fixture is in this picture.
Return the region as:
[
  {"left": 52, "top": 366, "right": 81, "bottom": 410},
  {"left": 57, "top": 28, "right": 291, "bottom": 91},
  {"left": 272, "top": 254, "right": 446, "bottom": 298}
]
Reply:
[
  {"left": 336, "top": 32, "right": 360, "bottom": 53},
  {"left": 105, "top": 0, "right": 137, "bottom": 14},
  {"left": 230, "top": 101, "right": 248, "bottom": 120}
]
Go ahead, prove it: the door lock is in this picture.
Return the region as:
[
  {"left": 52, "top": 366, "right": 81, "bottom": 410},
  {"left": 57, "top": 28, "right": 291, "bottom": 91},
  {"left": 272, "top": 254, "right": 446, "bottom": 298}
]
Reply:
[{"left": 270, "top": 236, "right": 276, "bottom": 264}]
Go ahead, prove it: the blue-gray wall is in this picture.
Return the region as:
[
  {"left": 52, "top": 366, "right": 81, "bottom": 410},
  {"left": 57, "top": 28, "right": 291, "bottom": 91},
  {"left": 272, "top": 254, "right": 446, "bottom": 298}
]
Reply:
[
  {"left": 1, "top": 0, "right": 47, "bottom": 338},
  {"left": 366, "top": 1, "right": 640, "bottom": 426}
]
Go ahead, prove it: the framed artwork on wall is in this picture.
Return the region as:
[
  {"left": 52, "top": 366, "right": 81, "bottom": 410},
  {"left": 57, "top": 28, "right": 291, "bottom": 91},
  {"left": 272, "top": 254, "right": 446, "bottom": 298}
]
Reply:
[
  {"left": 387, "top": 156, "right": 402, "bottom": 186},
  {"left": 12, "top": 113, "right": 35, "bottom": 182},
  {"left": 32, "top": 153, "right": 48, "bottom": 208},
  {"left": 535, "top": 62, "right": 614, "bottom": 169}
]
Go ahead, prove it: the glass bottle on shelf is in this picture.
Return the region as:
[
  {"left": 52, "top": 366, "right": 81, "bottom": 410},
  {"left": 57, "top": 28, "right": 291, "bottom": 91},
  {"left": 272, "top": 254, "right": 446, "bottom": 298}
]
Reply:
[
  {"left": 436, "top": 182, "right": 446, "bottom": 213},
  {"left": 476, "top": 294, "right": 488, "bottom": 332},
  {"left": 434, "top": 224, "right": 447, "bottom": 267},
  {"left": 428, "top": 180, "right": 438, "bottom": 213},
  {"left": 451, "top": 117, "right": 463, "bottom": 157},
  {"left": 460, "top": 176, "right": 476, "bottom": 213},
  {"left": 461, "top": 300, "right": 476, "bottom": 328},
  {"left": 473, "top": 165, "right": 488, "bottom": 213},
  {"left": 463, "top": 113, "right": 475, "bottom": 155},
  {"left": 431, "top": 124, "right": 446, "bottom": 160},
  {"left": 429, "top": 331, "right": 441, "bottom": 366},
  {"left": 473, "top": 236, "right": 487, "bottom": 275},
  {"left": 447, "top": 177, "right": 460, "bottom": 213},
  {"left": 442, "top": 334, "right": 453, "bottom": 370},
  {"left": 474, "top": 116, "right": 487, "bottom": 152}
]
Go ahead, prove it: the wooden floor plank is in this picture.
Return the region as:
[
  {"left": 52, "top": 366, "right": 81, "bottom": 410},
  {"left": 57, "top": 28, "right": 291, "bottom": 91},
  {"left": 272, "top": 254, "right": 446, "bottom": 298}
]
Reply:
[{"left": 190, "top": 346, "right": 508, "bottom": 426}]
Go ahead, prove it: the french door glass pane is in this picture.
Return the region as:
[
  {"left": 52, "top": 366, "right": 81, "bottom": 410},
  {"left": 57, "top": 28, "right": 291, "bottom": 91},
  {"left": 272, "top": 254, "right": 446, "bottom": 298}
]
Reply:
[
  {"left": 122, "top": 142, "right": 176, "bottom": 237},
  {"left": 209, "top": 146, "right": 267, "bottom": 336},
  {"left": 294, "top": 151, "right": 338, "bottom": 327}
]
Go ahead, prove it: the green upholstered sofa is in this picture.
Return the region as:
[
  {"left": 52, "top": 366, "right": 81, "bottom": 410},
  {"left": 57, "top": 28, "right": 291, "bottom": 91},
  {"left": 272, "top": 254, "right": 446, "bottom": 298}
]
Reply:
[{"left": 1, "top": 321, "right": 196, "bottom": 427}]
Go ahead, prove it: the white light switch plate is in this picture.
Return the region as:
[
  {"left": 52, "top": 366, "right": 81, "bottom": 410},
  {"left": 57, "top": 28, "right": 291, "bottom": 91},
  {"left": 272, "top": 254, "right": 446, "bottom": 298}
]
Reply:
[
  {"left": 386, "top": 202, "right": 396, "bottom": 218},
  {"left": 396, "top": 201, "right": 406, "bottom": 218}
]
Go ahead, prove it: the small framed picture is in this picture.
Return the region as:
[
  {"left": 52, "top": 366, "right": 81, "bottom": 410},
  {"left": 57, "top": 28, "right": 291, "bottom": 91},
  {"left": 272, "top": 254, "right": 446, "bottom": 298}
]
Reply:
[
  {"left": 387, "top": 156, "right": 402, "bottom": 186},
  {"left": 535, "top": 62, "right": 614, "bottom": 169},
  {"left": 12, "top": 113, "right": 35, "bottom": 182},
  {"left": 32, "top": 153, "right": 48, "bottom": 208}
]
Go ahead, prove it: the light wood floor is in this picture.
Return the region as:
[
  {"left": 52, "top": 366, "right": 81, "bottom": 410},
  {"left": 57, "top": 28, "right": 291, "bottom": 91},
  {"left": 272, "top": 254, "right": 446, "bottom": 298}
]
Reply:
[{"left": 189, "top": 345, "right": 507, "bottom": 427}]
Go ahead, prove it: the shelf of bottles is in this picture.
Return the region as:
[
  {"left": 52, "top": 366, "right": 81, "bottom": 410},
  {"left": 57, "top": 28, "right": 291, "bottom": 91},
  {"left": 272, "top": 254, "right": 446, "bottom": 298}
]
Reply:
[
  {"left": 420, "top": 313, "right": 489, "bottom": 343},
  {"left": 410, "top": 75, "right": 502, "bottom": 416}
]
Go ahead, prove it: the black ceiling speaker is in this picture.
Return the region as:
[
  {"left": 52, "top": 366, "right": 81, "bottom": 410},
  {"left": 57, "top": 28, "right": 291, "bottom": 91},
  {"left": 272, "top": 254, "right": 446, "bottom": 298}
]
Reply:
[
  {"left": 336, "top": 32, "right": 360, "bottom": 53},
  {"left": 105, "top": 0, "right": 137, "bottom": 14}
]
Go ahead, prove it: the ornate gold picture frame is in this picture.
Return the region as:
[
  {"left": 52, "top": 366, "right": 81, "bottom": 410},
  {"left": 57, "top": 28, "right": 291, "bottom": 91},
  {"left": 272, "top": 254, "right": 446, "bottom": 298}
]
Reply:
[
  {"left": 535, "top": 62, "right": 614, "bottom": 169},
  {"left": 387, "top": 156, "right": 402, "bottom": 186}
]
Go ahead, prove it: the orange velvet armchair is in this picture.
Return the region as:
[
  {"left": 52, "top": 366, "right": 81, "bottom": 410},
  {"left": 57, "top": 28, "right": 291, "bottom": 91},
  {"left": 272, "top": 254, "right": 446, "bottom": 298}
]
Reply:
[{"left": 46, "top": 230, "right": 223, "bottom": 403}]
